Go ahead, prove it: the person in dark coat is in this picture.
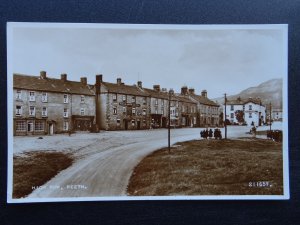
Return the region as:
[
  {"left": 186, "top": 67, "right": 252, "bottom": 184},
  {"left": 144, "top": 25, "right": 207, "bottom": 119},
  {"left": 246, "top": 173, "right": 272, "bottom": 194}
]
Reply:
[{"left": 209, "top": 129, "right": 213, "bottom": 139}]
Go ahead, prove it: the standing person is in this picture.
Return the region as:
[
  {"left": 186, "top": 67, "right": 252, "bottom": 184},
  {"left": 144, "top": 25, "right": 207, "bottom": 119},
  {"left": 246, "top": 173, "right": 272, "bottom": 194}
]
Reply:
[
  {"left": 205, "top": 129, "right": 209, "bottom": 139},
  {"left": 209, "top": 129, "right": 213, "bottom": 139},
  {"left": 251, "top": 126, "right": 256, "bottom": 138}
]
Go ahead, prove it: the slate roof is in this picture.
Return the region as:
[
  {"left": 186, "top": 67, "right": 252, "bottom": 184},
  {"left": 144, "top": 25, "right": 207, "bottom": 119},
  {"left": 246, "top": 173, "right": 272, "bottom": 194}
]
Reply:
[
  {"left": 189, "top": 94, "right": 219, "bottom": 106},
  {"left": 102, "top": 82, "right": 149, "bottom": 97},
  {"left": 143, "top": 88, "right": 169, "bottom": 99},
  {"left": 13, "top": 73, "right": 95, "bottom": 96},
  {"left": 175, "top": 95, "right": 197, "bottom": 104},
  {"left": 226, "top": 97, "right": 262, "bottom": 105}
]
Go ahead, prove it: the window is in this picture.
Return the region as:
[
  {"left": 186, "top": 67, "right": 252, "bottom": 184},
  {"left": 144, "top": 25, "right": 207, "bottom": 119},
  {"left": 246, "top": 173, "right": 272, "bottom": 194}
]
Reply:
[
  {"left": 63, "top": 121, "right": 69, "bottom": 131},
  {"left": 16, "top": 121, "right": 26, "bottom": 131},
  {"left": 63, "top": 94, "right": 69, "bottom": 103},
  {"left": 142, "top": 109, "right": 146, "bottom": 115},
  {"left": 123, "top": 107, "right": 126, "bottom": 114},
  {"left": 29, "top": 91, "right": 35, "bottom": 101},
  {"left": 162, "top": 108, "right": 164, "bottom": 115},
  {"left": 122, "top": 95, "right": 126, "bottom": 102},
  {"left": 16, "top": 106, "right": 22, "bottom": 116},
  {"left": 132, "top": 96, "right": 136, "bottom": 103},
  {"left": 231, "top": 113, "right": 234, "bottom": 118},
  {"left": 29, "top": 106, "right": 35, "bottom": 116},
  {"left": 42, "top": 92, "right": 48, "bottom": 102},
  {"left": 231, "top": 105, "right": 234, "bottom": 111},
  {"left": 113, "top": 107, "right": 117, "bottom": 115},
  {"left": 182, "top": 106, "right": 185, "bottom": 112},
  {"left": 35, "top": 121, "right": 44, "bottom": 131},
  {"left": 80, "top": 95, "right": 85, "bottom": 103},
  {"left": 249, "top": 112, "right": 252, "bottom": 118},
  {"left": 16, "top": 90, "right": 22, "bottom": 100},
  {"left": 132, "top": 108, "right": 136, "bottom": 115},
  {"left": 155, "top": 99, "right": 158, "bottom": 105},
  {"left": 155, "top": 109, "right": 158, "bottom": 114},
  {"left": 80, "top": 108, "right": 85, "bottom": 116},
  {"left": 143, "top": 97, "right": 147, "bottom": 105},
  {"left": 117, "top": 119, "right": 120, "bottom": 126},
  {"left": 249, "top": 105, "right": 252, "bottom": 110},
  {"left": 63, "top": 108, "right": 68, "bottom": 117},
  {"left": 243, "top": 105, "right": 245, "bottom": 111},
  {"left": 161, "top": 100, "right": 164, "bottom": 106},
  {"left": 42, "top": 107, "right": 47, "bottom": 117},
  {"left": 131, "top": 120, "right": 135, "bottom": 126},
  {"left": 113, "top": 94, "right": 117, "bottom": 101}
]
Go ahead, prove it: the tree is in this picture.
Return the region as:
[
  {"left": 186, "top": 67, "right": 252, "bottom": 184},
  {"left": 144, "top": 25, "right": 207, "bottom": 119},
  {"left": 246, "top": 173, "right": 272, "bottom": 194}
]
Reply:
[{"left": 235, "top": 110, "right": 245, "bottom": 124}]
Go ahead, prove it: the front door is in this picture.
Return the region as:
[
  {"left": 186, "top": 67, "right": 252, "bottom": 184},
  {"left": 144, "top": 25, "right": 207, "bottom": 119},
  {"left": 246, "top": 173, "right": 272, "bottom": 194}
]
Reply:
[
  {"left": 123, "top": 119, "right": 128, "bottom": 130},
  {"left": 27, "top": 121, "right": 33, "bottom": 134},
  {"left": 49, "top": 123, "right": 54, "bottom": 135},
  {"left": 137, "top": 120, "right": 141, "bottom": 130}
]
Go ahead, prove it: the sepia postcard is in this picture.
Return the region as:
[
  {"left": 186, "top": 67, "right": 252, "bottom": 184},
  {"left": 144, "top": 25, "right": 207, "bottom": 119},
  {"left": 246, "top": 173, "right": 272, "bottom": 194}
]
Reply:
[{"left": 7, "top": 23, "right": 289, "bottom": 203}]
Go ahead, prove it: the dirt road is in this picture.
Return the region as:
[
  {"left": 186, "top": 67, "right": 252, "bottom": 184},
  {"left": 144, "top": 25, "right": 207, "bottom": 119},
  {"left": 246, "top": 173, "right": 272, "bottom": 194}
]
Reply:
[{"left": 23, "top": 126, "right": 253, "bottom": 198}]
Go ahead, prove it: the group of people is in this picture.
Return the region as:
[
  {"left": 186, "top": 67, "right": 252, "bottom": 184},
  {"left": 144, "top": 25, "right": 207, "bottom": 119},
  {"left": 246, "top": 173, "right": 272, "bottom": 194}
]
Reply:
[{"left": 200, "top": 128, "right": 222, "bottom": 140}]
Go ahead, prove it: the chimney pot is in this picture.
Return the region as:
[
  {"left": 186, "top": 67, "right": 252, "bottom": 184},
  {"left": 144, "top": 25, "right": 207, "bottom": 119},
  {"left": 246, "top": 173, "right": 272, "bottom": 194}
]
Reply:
[
  {"left": 81, "top": 77, "right": 87, "bottom": 85},
  {"left": 40, "top": 71, "right": 47, "bottom": 79},
  {"left": 61, "top": 73, "right": 67, "bottom": 82},
  {"left": 181, "top": 86, "right": 188, "bottom": 95},
  {"left": 188, "top": 88, "right": 195, "bottom": 95},
  {"left": 137, "top": 81, "right": 142, "bottom": 88},
  {"left": 153, "top": 85, "right": 160, "bottom": 92},
  {"left": 201, "top": 90, "right": 207, "bottom": 98},
  {"left": 117, "top": 78, "right": 122, "bottom": 85}
]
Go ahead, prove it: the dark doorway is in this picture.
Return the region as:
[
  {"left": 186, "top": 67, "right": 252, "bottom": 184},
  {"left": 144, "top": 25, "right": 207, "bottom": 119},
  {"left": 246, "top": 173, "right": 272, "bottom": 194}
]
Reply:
[
  {"left": 137, "top": 121, "right": 141, "bottom": 130},
  {"left": 162, "top": 117, "right": 167, "bottom": 128},
  {"left": 123, "top": 119, "right": 128, "bottom": 130}
]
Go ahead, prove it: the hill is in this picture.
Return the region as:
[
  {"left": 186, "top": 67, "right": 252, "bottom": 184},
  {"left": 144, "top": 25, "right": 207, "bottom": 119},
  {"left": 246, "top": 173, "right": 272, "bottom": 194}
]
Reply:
[{"left": 213, "top": 79, "right": 282, "bottom": 109}]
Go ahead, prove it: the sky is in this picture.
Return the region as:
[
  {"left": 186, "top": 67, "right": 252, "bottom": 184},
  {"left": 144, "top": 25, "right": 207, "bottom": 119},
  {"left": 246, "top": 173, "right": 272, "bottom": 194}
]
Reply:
[{"left": 11, "top": 24, "right": 287, "bottom": 99}]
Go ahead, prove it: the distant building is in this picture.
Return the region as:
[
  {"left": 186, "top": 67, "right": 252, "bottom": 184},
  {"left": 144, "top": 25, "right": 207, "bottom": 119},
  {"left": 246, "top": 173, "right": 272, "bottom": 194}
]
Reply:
[
  {"left": 13, "top": 72, "right": 95, "bottom": 135},
  {"left": 272, "top": 108, "right": 283, "bottom": 121},
  {"left": 224, "top": 97, "right": 266, "bottom": 126}
]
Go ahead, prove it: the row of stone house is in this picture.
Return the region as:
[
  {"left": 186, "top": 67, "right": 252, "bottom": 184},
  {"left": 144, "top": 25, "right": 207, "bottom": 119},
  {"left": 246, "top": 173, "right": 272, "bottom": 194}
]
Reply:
[{"left": 13, "top": 71, "right": 220, "bottom": 135}]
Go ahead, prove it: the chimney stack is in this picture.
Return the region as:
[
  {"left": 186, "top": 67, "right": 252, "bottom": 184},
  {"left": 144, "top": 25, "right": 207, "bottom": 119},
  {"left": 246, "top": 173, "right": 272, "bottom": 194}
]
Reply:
[
  {"left": 40, "top": 71, "right": 47, "bottom": 79},
  {"left": 61, "top": 73, "right": 67, "bottom": 82},
  {"left": 181, "top": 86, "right": 188, "bottom": 95},
  {"left": 137, "top": 81, "right": 142, "bottom": 88},
  {"left": 81, "top": 77, "right": 87, "bottom": 85},
  {"left": 153, "top": 85, "right": 160, "bottom": 92},
  {"left": 95, "top": 74, "right": 103, "bottom": 86},
  {"left": 201, "top": 90, "right": 207, "bottom": 98},
  {"left": 188, "top": 88, "right": 195, "bottom": 95},
  {"left": 117, "top": 78, "right": 122, "bottom": 85}
]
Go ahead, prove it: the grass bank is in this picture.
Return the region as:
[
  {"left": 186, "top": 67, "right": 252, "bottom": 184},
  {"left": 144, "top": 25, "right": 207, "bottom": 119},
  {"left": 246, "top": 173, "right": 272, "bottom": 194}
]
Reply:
[
  {"left": 13, "top": 151, "right": 74, "bottom": 198},
  {"left": 127, "top": 138, "right": 283, "bottom": 196}
]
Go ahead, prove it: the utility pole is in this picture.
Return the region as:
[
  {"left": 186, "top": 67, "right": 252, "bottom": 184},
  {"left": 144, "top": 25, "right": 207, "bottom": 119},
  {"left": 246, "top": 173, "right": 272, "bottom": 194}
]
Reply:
[
  {"left": 168, "top": 89, "right": 172, "bottom": 153},
  {"left": 224, "top": 93, "right": 227, "bottom": 139},
  {"left": 269, "top": 102, "right": 272, "bottom": 132}
]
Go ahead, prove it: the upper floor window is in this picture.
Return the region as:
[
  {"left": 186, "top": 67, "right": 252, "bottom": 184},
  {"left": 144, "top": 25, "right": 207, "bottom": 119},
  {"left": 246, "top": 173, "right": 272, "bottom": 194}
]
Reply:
[
  {"left": 15, "top": 105, "right": 22, "bottom": 116},
  {"left": 249, "top": 112, "right": 252, "bottom": 118},
  {"left": 231, "top": 105, "right": 234, "bottom": 111},
  {"left": 42, "top": 107, "right": 47, "bottom": 117},
  {"left": 42, "top": 92, "right": 48, "bottom": 102},
  {"left": 230, "top": 113, "right": 234, "bottom": 118},
  {"left": 123, "top": 107, "right": 126, "bottom": 114},
  {"left": 155, "top": 99, "right": 158, "bottom": 105},
  {"left": 143, "top": 97, "right": 147, "bottom": 105},
  {"left": 63, "top": 108, "right": 68, "bottom": 117},
  {"left": 63, "top": 94, "right": 69, "bottom": 103},
  {"left": 80, "top": 108, "right": 85, "bottom": 116},
  {"left": 80, "top": 95, "right": 85, "bottom": 103},
  {"left": 29, "top": 106, "right": 35, "bottom": 116},
  {"left": 249, "top": 105, "right": 252, "bottom": 110},
  {"left": 161, "top": 100, "right": 164, "bottom": 106},
  {"left": 132, "top": 96, "right": 136, "bottom": 103},
  {"left": 16, "top": 90, "right": 22, "bottom": 100},
  {"left": 132, "top": 108, "right": 136, "bottom": 115},
  {"left": 113, "top": 107, "right": 117, "bottom": 115},
  {"left": 29, "top": 91, "right": 35, "bottom": 101},
  {"left": 113, "top": 93, "right": 117, "bottom": 101},
  {"left": 122, "top": 95, "right": 126, "bottom": 102}
]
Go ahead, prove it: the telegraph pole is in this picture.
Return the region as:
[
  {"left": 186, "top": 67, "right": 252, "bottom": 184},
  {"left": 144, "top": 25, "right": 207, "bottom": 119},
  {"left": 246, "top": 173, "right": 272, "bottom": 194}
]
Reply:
[
  {"left": 224, "top": 93, "right": 227, "bottom": 139},
  {"left": 269, "top": 102, "right": 272, "bottom": 132},
  {"left": 168, "top": 89, "right": 172, "bottom": 153}
]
